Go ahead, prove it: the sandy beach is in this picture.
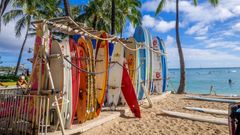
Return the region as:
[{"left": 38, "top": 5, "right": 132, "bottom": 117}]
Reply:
[{"left": 82, "top": 94, "right": 229, "bottom": 135}]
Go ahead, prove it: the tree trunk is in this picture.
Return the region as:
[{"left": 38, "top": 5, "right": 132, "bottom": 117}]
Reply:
[
  {"left": 14, "top": 20, "right": 30, "bottom": 76},
  {"left": 93, "top": 15, "right": 97, "bottom": 30},
  {"left": 120, "top": 27, "right": 123, "bottom": 38},
  {"left": 0, "top": 0, "right": 10, "bottom": 31},
  {"left": 111, "top": 0, "right": 115, "bottom": 35},
  {"left": 176, "top": 0, "right": 186, "bottom": 94},
  {"left": 63, "top": 0, "right": 71, "bottom": 17}
]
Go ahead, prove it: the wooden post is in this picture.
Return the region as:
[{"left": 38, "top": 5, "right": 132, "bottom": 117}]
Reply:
[{"left": 42, "top": 42, "right": 65, "bottom": 135}]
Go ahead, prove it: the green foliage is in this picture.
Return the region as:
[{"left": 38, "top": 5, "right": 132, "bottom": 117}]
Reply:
[
  {"left": 77, "top": 0, "right": 142, "bottom": 35},
  {"left": 0, "top": 75, "right": 18, "bottom": 82}
]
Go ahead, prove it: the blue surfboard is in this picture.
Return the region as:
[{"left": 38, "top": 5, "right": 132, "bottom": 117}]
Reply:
[
  {"left": 159, "top": 38, "right": 167, "bottom": 92},
  {"left": 134, "top": 26, "right": 149, "bottom": 100}
]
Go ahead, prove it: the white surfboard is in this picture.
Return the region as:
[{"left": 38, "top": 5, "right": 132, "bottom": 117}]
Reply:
[
  {"left": 161, "top": 110, "right": 228, "bottom": 125},
  {"left": 125, "top": 37, "right": 138, "bottom": 93},
  {"left": 152, "top": 37, "right": 162, "bottom": 93},
  {"left": 184, "top": 107, "right": 228, "bottom": 115},
  {"left": 186, "top": 95, "right": 240, "bottom": 103},
  {"left": 49, "top": 40, "right": 66, "bottom": 131},
  {"left": 108, "top": 43, "right": 124, "bottom": 107},
  {"left": 61, "top": 37, "right": 72, "bottom": 128}
]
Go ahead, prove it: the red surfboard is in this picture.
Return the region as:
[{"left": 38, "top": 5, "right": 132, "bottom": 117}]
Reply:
[
  {"left": 121, "top": 63, "right": 141, "bottom": 118},
  {"left": 69, "top": 39, "right": 80, "bottom": 124}
]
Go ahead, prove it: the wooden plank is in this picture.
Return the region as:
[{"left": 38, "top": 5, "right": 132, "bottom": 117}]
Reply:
[
  {"left": 47, "top": 92, "right": 171, "bottom": 135},
  {"left": 161, "top": 110, "right": 228, "bottom": 125},
  {"left": 184, "top": 107, "right": 228, "bottom": 115},
  {"left": 47, "top": 111, "right": 126, "bottom": 135}
]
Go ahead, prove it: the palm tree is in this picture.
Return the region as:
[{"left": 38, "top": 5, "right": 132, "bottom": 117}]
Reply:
[
  {"left": 111, "top": 0, "right": 142, "bottom": 35},
  {"left": 0, "top": 0, "right": 10, "bottom": 30},
  {"left": 111, "top": 0, "right": 115, "bottom": 35},
  {"left": 77, "top": 0, "right": 111, "bottom": 31},
  {"left": 63, "top": 0, "right": 71, "bottom": 16},
  {"left": 78, "top": 0, "right": 141, "bottom": 35},
  {"left": 116, "top": 0, "right": 142, "bottom": 37},
  {"left": 155, "top": 0, "right": 219, "bottom": 94},
  {"left": 3, "top": 0, "right": 61, "bottom": 75}
]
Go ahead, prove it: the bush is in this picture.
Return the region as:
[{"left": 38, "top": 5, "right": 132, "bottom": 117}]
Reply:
[{"left": 0, "top": 75, "right": 19, "bottom": 82}]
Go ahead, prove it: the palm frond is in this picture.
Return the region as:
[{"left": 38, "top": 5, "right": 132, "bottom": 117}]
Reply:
[
  {"left": 2, "top": 10, "right": 23, "bottom": 25},
  {"left": 15, "top": 15, "right": 28, "bottom": 37},
  {"left": 155, "top": 0, "right": 166, "bottom": 16},
  {"left": 193, "top": 0, "right": 198, "bottom": 6},
  {"left": 208, "top": 0, "right": 219, "bottom": 7},
  {"left": 0, "top": 0, "right": 10, "bottom": 16}
]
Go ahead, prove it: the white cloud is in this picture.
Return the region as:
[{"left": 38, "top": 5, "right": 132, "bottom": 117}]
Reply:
[
  {"left": 142, "top": 0, "right": 175, "bottom": 13},
  {"left": 142, "top": 15, "right": 155, "bottom": 27},
  {"left": 185, "top": 23, "right": 209, "bottom": 35},
  {"left": 165, "top": 35, "right": 174, "bottom": 46},
  {"left": 233, "top": 6, "right": 240, "bottom": 14},
  {"left": 205, "top": 41, "right": 240, "bottom": 51},
  {"left": 0, "top": 20, "right": 35, "bottom": 67},
  {"left": 167, "top": 47, "right": 240, "bottom": 68},
  {"left": 194, "top": 36, "right": 207, "bottom": 40},
  {"left": 143, "top": 0, "right": 240, "bottom": 36},
  {"left": 142, "top": 15, "right": 175, "bottom": 33},
  {"left": 155, "top": 20, "right": 175, "bottom": 33},
  {"left": 232, "top": 22, "right": 240, "bottom": 31}
]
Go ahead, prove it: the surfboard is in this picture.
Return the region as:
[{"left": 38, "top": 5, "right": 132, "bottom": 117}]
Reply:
[
  {"left": 228, "top": 104, "right": 240, "bottom": 135},
  {"left": 184, "top": 107, "right": 228, "bottom": 115},
  {"left": 133, "top": 26, "right": 149, "bottom": 100},
  {"left": 85, "top": 38, "right": 96, "bottom": 120},
  {"left": 76, "top": 37, "right": 89, "bottom": 123},
  {"left": 31, "top": 23, "right": 50, "bottom": 91},
  {"left": 161, "top": 110, "right": 227, "bottom": 125},
  {"left": 63, "top": 38, "right": 72, "bottom": 129},
  {"left": 105, "top": 42, "right": 115, "bottom": 106},
  {"left": 186, "top": 96, "right": 240, "bottom": 103},
  {"left": 159, "top": 39, "right": 167, "bottom": 92},
  {"left": 108, "top": 42, "right": 124, "bottom": 107},
  {"left": 152, "top": 37, "right": 163, "bottom": 93},
  {"left": 121, "top": 63, "right": 141, "bottom": 118},
  {"left": 69, "top": 38, "right": 80, "bottom": 127},
  {"left": 48, "top": 40, "right": 65, "bottom": 131},
  {"left": 145, "top": 28, "right": 154, "bottom": 94},
  {"left": 95, "top": 32, "right": 109, "bottom": 116},
  {"left": 125, "top": 37, "right": 138, "bottom": 93}
]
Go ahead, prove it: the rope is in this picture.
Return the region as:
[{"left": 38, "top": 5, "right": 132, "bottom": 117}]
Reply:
[
  {"left": 63, "top": 56, "right": 115, "bottom": 75},
  {"left": 43, "top": 18, "right": 168, "bottom": 55},
  {"left": 110, "top": 61, "right": 143, "bottom": 72},
  {"left": 65, "top": 17, "right": 168, "bottom": 55},
  {"left": 142, "top": 43, "right": 165, "bottom": 55},
  {"left": 68, "top": 17, "right": 117, "bottom": 41},
  {"left": 115, "top": 39, "right": 143, "bottom": 51}
]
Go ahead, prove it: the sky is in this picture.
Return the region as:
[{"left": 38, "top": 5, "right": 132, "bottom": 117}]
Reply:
[{"left": 0, "top": 0, "right": 240, "bottom": 69}]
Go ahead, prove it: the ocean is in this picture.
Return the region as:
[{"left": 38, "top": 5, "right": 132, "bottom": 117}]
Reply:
[{"left": 168, "top": 67, "right": 240, "bottom": 95}]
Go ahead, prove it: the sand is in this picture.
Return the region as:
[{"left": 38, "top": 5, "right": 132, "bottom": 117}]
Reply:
[{"left": 81, "top": 94, "right": 229, "bottom": 135}]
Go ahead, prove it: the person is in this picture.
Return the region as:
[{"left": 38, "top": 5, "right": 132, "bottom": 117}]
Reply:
[
  {"left": 209, "top": 85, "right": 216, "bottom": 95},
  {"left": 229, "top": 79, "right": 233, "bottom": 86},
  {"left": 17, "top": 75, "right": 28, "bottom": 88}
]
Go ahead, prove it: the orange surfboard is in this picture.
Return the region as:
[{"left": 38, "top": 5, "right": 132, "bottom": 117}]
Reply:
[
  {"left": 95, "top": 32, "right": 109, "bottom": 117},
  {"left": 76, "top": 37, "right": 89, "bottom": 123}
]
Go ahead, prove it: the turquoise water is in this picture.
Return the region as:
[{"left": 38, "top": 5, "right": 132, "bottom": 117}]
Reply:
[{"left": 168, "top": 67, "right": 240, "bottom": 95}]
